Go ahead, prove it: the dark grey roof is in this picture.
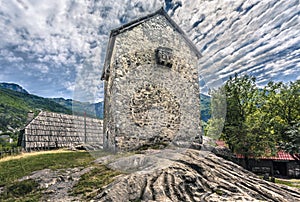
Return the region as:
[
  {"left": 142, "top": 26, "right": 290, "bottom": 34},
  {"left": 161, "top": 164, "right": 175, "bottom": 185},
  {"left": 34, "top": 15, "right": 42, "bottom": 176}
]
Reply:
[{"left": 101, "top": 7, "right": 201, "bottom": 80}]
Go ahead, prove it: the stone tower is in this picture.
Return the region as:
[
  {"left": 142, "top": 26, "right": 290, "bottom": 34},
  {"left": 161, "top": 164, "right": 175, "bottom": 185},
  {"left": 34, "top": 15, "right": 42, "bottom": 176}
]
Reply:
[{"left": 101, "top": 8, "right": 201, "bottom": 152}]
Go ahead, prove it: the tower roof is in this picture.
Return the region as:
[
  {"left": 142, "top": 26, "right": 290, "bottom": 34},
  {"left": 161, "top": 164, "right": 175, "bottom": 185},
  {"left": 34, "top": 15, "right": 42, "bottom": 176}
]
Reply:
[{"left": 101, "top": 8, "right": 201, "bottom": 80}]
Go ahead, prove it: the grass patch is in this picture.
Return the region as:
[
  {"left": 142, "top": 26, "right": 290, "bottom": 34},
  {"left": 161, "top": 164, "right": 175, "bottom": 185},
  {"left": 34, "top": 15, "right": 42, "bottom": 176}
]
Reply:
[
  {"left": 214, "top": 188, "right": 224, "bottom": 196},
  {"left": 0, "top": 179, "right": 42, "bottom": 202},
  {"left": 0, "top": 150, "right": 120, "bottom": 201},
  {"left": 275, "top": 179, "right": 300, "bottom": 188},
  {"left": 71, "top": 165, "right": 122, "bottom": 200},
  {"left": 0, "top": 151, "right": 94, "bottom": 187}
]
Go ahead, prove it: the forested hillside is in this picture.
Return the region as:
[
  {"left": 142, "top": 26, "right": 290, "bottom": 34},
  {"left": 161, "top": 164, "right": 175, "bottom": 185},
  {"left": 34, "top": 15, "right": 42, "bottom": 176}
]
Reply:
[
  {"left": 0, "top": 88, "right": 72, "bottom": 133},
  {"left": 200, "top": 93, "right": 211, "bottom": 122}
]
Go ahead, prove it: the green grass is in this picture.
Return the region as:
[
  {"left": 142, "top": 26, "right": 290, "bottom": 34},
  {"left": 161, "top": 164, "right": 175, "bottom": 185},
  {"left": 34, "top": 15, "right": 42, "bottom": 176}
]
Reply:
[
  {"left": 0, "top": 151, "right": 94, "bottom": 186},
  {"left": 275, "top": 179, "right": 300, "bottom": 188},
  {"left": 0, "top": 150, "right": 121, "bottom": 201},
  {"left": 0, "top": 179, "right": 42, "bottom": 202},
  {"left": 258, "top": 175, "right": 300, "bottom": 189},
  {"left": 71, "top": 165, "right": 122, "bottom": 200}
]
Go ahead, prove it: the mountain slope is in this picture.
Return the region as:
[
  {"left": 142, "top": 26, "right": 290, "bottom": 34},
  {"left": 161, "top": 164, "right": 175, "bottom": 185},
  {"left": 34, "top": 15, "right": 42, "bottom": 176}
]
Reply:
[
  {"left": 0, "top": 83, "right": 29, "bottom": 94},
  {"left": 0, "top": 83, "right": 105, "bottom": 133},
  {"left": 50, "top": 98, "right": 104, "bottom": 119},
  {"left": 0, "top": 88, "right": 72, "bottom": 132},
  {"left": 200, "top": 93, "right": 211, "bottom": 122}
]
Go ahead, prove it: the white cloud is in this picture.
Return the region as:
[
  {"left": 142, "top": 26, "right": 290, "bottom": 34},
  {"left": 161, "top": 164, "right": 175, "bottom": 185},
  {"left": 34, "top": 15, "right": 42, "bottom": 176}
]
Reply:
[
  {"left": 170, "top": 0, "right": 300, "bottom": 91},
  {"left": 0, "top": 0, "right": 299, "bottom": 100}
]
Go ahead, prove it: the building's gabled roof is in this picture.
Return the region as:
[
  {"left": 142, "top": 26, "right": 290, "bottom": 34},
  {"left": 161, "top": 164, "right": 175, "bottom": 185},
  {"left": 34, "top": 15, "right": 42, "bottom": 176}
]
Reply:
[
  {"left": 236, "top": 151, "right": 300, "bottom": 161},
  {"left": 216, "top": 140, "right": 300, "bottom": 161},
  {"left": 101, "top": 7, "right": 201, "bottom": 80}
]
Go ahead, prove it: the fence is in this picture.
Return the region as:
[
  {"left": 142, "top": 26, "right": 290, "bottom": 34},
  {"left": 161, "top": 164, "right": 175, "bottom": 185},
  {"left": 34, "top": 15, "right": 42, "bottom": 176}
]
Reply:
[{"left": 0, "top": 147, "right": 22, "bottom": 159}]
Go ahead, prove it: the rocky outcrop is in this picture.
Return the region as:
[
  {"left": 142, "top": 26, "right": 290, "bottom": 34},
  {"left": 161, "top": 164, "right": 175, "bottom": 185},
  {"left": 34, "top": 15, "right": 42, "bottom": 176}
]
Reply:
[
  {"left": 19, "top": 167, "right": 92, "bottom": 202},
  {"left": 14, "top": 148, "right": 300, "bottom": 201},
  {"left": 95, "top": 149, "right": 300, "bottom": 202}
]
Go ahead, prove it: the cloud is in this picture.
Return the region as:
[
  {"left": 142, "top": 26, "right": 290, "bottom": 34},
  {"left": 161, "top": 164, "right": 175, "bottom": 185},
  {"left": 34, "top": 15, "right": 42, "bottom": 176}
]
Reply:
[
  {"left": 0, "top": 0, "right": 299, "bottom": 100},
  {"left": 170, "top": 0, "right": 300, "bottom": 91},
  {"left": 1, "top": 0, "right": 166, "bottom": 100}
]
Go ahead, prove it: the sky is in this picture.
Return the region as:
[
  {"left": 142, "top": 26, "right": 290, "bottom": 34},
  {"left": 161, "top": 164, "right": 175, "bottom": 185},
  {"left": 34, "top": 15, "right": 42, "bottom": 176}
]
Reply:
[{"left": 0, "top": 0, "right": 299, "bottom": 102}]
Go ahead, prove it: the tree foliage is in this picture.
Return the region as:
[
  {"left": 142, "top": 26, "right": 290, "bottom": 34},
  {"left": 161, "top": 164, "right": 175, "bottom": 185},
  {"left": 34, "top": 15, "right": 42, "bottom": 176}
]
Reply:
[
  {"left": 222, "top": 74, "right": 273, "bottom": 163},
  {"left": 280, "top": 122, "right": 300, "bottom": 160},
  {"left": 205, "top": 87, "right": 226, "bottom": 141},
  {"left": 208, "top": 74, "right": 299, "bottom": 164}
]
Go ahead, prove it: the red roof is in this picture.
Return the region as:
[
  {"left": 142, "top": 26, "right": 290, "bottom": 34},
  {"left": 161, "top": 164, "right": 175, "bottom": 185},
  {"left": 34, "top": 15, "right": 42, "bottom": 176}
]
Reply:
[
  {"left": 216, "top": 140, "right": 299, "bottom": 161},
  {"left": 260, "top": 150, "right": 299, "bottom": 161},
  {"left": 215, "top": 140, "right": 226, "bottom": 147},
  {"left": 236, "top": 150, "right": 300, "bottom": 161}
]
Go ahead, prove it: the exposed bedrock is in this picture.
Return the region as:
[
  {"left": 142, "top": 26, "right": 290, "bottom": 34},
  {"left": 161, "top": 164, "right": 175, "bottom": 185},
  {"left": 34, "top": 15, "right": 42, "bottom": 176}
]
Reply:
[{"left": 95, "top": 149, "right": 300, "bottom": 202}]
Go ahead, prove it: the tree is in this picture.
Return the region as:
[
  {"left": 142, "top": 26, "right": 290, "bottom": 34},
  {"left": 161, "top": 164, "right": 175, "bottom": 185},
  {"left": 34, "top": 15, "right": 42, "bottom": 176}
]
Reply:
[
  {"left": 205, "top": 87, "right": 226, "bottom": 141},
  {"left": 210, "top": 75, "right": 299, "bottom": 169},
  {"left": 262, "top": 80, "right": 300, "bottom": 160},
  {"left": 222, "top": 74, "right": 274, "bottom": 169},
  {"left": 280, "top": 122, "right": 300, "bottom": 161}
]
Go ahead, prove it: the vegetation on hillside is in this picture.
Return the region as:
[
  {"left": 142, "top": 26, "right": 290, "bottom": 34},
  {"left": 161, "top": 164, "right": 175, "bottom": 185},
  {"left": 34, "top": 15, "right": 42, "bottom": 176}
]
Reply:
[
  {"left": 0, "top": 88, "right": 73, "bottom": 150},
  {"left": 200, "top": 93, "right": 211, "bottom": 122},
  {"left": 207, "top": 74, "right": 300, "bottom": 168},
  {"left": 0, "top": 84, "right": 104, "bottom": 150},
  {"left": 0, "top": 83, "right": 106, "bottom": 133},
  {"left": 0, "top": 83, "right": 29, "bottom": 94},
  {"left": 0, "top": 88, "right": 72, "bottom": 133}
]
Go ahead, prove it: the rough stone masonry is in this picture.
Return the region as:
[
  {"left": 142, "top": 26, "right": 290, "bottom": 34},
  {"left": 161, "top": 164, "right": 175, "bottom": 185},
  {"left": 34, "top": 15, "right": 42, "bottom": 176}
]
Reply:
[{"left": 101, "top": 8, "right": 202, "bottom": 152}]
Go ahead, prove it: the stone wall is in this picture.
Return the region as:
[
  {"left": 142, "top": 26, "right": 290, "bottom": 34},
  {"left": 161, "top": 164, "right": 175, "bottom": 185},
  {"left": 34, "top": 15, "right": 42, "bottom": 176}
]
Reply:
[{"left": 103, "top": 14, "right": 201, "bottom": 152}]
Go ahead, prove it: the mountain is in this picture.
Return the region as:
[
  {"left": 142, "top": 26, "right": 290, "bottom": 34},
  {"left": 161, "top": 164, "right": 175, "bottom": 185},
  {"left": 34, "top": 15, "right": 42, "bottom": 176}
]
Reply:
[
  {"left": 0, "top": 83, "right": 105, "bottom": 133},
  {"left": 0, "top": 88, "right": 72, "bottom": 133},
  {"left": 0, "top": 83, "right": 29, "bottom": 94},
  {"left": 50, "top": 98, "right": 104, "bottom": 119},
  {"left": 200, "top": 93, "right": 211, "bottom": 122}
]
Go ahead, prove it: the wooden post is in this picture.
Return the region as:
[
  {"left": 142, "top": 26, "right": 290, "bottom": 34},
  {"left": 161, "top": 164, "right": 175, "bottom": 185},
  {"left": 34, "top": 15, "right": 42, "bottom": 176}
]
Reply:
[{"left": 84, "top": 111, "right": 87, "bottom": 144}]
